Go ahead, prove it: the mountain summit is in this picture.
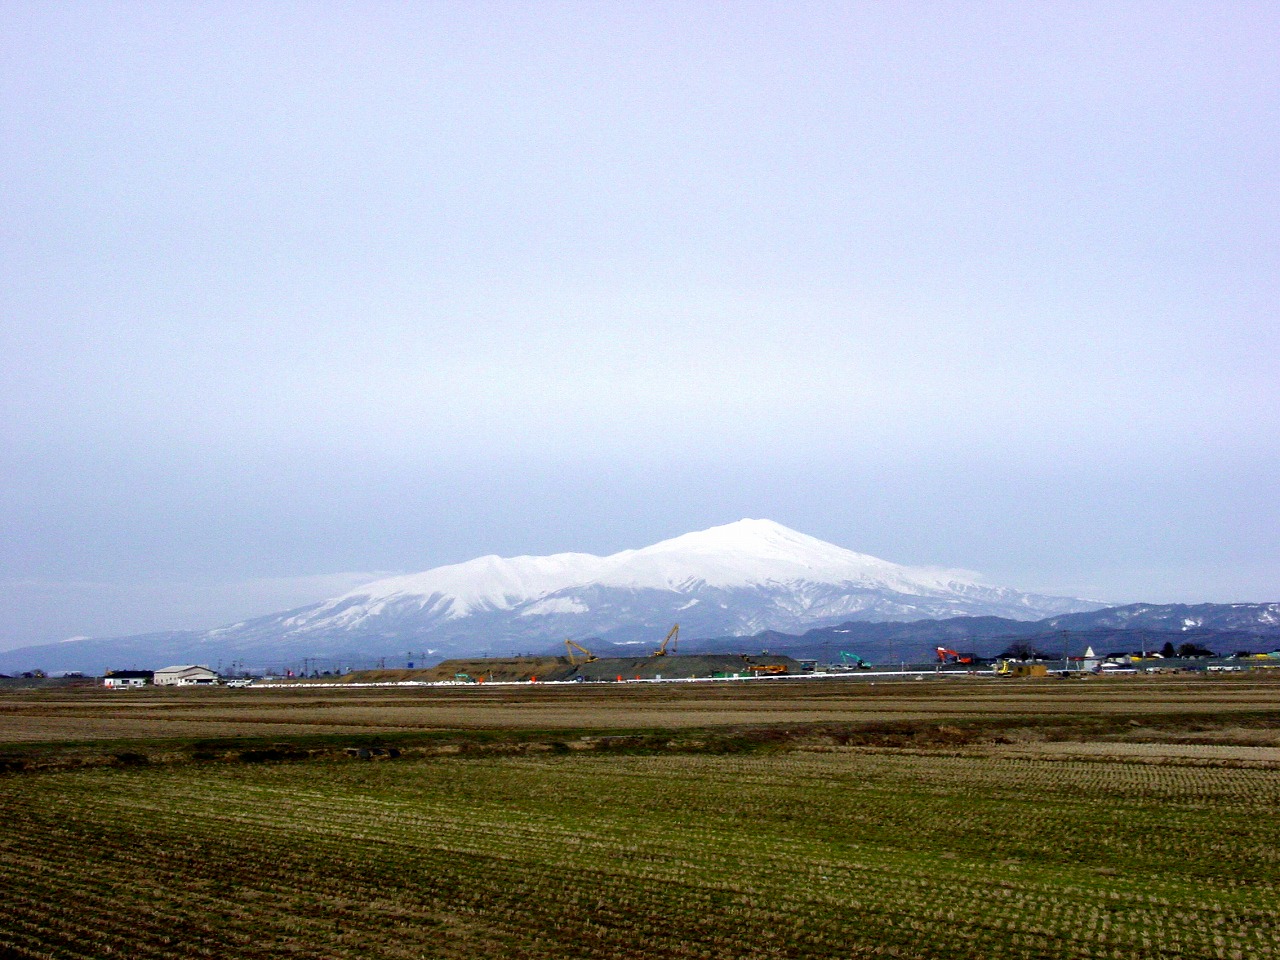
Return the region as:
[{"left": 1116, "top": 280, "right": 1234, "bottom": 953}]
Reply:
[{"left": 325, "top": 518, "right": 990, "bottom": 621}]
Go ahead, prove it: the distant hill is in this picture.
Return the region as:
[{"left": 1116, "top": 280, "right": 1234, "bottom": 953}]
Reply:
[{"left": 683, "top": 603, "right": 1280, "bottom": 663}]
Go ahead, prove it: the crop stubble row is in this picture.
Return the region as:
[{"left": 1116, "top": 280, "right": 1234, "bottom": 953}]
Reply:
[{"left": 3, "top": 743, "right": 1279, "bottom": 959}]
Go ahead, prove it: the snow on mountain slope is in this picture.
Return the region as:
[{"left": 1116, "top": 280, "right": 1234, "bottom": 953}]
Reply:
[
  {"left": 311, "top": 551, "right": 606, "bottom": 621},
  {"left": 333, "top": 518, "right": 981, "bottom": 609},
  {"left": 595, "top": 518, "right": 975, "bottom": 593}
]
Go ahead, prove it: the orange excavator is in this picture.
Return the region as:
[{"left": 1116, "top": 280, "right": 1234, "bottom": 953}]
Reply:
[
  {"left": 936, "top": 646, "right": 974, "bottom": 665},
  {"left": 652, "top": 624, "right": 679, "bottom": 657}
]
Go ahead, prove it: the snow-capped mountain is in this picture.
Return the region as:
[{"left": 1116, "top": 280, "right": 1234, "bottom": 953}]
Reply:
[
  {"left": 0, "top": 520, "right": 1105, "bottom": 674},
  {"left": 291, "top": 518, "right": 1093, "bottom": 639}
]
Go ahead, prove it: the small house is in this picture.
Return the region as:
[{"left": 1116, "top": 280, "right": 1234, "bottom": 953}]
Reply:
[{"left": 103, "top": 669, "right": 153, "bottom": 688}]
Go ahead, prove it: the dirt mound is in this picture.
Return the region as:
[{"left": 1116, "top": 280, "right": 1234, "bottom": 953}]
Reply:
[
  {"left": 339, "top": 654, "right": 800, "bottom": 684},
  {"left": 337, "top": 659, "right": 575, "bottom": 684},
  {"left": 338, "top": 669, "right": 440, "bottom": 683},
  {"left": 421, "top": 657, "right": 577, "bottom": 683},
  {"left": 571, "top": 654, "right": 799, "bottom": 681}
]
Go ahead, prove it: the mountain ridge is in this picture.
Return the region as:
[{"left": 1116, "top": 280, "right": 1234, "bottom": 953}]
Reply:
[{"left": 685, "top": 602, "right": 1280, "bottom": 663}]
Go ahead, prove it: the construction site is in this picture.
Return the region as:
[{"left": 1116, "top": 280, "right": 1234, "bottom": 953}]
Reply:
[{"left": 340, "top": 626, "right": 802, "bottom": 684}]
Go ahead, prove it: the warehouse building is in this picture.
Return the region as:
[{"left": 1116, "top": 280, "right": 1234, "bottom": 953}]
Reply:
[{"left": 153, "top": 664, "right": 219, "bottom": 686}]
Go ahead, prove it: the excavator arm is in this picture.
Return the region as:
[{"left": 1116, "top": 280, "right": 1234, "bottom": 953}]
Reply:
[
  {"left": 564, "top": 639, "right": 597, "bottom": 665},
  {"left": 652, "top": 624, "right": 679, "bottom": 657}
]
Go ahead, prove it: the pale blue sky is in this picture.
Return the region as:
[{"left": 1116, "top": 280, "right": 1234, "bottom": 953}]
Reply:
[{"left": 2, "top": 2, "right": 1277, "bottom": 646}]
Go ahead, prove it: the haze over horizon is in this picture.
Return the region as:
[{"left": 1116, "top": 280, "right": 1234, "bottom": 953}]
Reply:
[{"left": 3, "top": 3, "right": 1277, "bottom": 650}]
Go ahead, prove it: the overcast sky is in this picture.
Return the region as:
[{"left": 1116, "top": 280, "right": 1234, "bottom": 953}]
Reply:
[{"left": 2, "top": 1, "right": 1277, "bottom": 648}]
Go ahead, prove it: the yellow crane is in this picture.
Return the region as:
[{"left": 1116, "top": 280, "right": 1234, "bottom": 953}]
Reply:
[
  {"left": 564, "top": 639, "right": 597, "bottom": 665},
  {"left": 652, "top": 624, "right": 679, "bottom": 657}
]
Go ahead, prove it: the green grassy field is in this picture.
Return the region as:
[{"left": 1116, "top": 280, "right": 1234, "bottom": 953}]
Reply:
[
  {"left": 4, "top": 735, "right": 1280, "bottom": 959},
  {"left": 5, "top": 678, "right": 1280, "bottom": 958}
]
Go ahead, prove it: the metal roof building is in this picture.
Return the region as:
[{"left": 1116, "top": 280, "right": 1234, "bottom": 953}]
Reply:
[{"left": 152, "top": 665, "right": 219, "bottom": 686}]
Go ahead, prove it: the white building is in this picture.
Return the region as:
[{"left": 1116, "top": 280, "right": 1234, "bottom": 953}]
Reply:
[
  {"left": 153, "top": 664, "right": 219, "bottom": 686},
  {"left": 103, "top": 670, "right": 153, "bottom": 688}
]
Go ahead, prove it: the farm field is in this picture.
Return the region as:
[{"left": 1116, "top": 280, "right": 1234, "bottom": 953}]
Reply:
[
  {"left": 4, "top": 673, "right": 1280, "bottom": 749},
  {"left": 3, "top": 676, "right": 1280, "bottom": 959}
]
